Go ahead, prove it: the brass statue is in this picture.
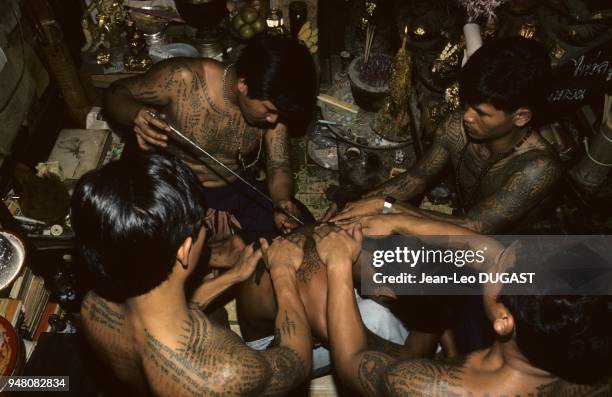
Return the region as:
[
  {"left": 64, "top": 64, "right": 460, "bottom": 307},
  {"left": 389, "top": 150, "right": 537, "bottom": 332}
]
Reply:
[{"left": 372, "top": 27, "right": 412, "bottom": 142}]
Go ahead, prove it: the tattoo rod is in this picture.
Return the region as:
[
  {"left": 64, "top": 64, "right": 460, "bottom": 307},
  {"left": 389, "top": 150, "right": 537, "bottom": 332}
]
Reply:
[{"left": 146, "top": 111, "right": 304, "bottom": 226}]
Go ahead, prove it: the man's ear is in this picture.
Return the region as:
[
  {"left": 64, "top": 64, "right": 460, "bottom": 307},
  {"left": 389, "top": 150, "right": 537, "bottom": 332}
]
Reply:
[
  {"left": 237, "top": 78, "right": 248, "bottom": 96},
  {"left": 486, "top": 296, "right": 515, "bottom": 337},
  {"left": 513, "top": 107, "right": 532, "bottom": 128},
  {"left": 176, "top": 236, "right": 193, "bottom": 269}
]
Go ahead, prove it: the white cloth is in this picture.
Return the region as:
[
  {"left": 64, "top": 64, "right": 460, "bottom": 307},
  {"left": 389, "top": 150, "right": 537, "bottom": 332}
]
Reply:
[{"left": 245, "top": 290, "right": 409, "bottom": 374}]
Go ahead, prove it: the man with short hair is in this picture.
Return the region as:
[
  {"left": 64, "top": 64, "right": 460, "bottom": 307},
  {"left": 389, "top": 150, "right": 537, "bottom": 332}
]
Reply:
[
  {"left": 316, "top": 218, "right": 612, "bottom": 397},
  {"left": 103, "top": 36, "right": 317, "bottom": 241},
  {"left": 328, "top": 37, "right": 562, "bottom": 234},
  {"left": 72, "top": 153, "right": 312, "bottom": 396}
]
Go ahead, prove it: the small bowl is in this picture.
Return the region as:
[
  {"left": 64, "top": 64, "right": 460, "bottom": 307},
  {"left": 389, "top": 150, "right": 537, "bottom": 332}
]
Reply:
[
  {"left": 0, "top": 230, "right": 25, "bottom": 292},
  {"left": 149, "top": 43, "right": 200, "bottom": 63}
]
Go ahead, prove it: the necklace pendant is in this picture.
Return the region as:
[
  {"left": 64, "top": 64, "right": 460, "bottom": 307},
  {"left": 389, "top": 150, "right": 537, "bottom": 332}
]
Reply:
[{"left": 237, "top": 151, "right": 246, "bottom": 171}]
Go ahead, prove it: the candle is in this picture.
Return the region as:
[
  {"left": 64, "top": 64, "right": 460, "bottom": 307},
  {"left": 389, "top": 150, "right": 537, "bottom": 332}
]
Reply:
[{"left": 401, "top": 25, "right": 408, "bottom": 49}]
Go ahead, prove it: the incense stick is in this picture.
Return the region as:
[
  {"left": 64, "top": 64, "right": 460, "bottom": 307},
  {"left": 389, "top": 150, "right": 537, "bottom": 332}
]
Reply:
[
  {"left": 604, "top": 94, "right": 611, "bottom": 125},
  {"left": 364, "top": 24, "right": 376, "bottom": 64}
]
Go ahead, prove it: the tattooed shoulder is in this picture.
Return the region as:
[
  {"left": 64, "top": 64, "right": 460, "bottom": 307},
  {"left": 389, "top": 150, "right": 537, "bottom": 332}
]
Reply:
[
  {"left": 382, "top": 357, "right": 466, "bottom": 397},
  {"left": 143, "top": 309, "right": 274, "bottom": 396},
  {"left": 81, "top": 292, "right": 126, "bottom": 333}
]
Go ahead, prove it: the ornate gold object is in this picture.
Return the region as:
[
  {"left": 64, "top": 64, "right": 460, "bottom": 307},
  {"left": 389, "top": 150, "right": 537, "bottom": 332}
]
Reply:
[
  {"left": 518, "top": 21, "right": 537, "bottom": 39},
  {"left": 124, "top": 27, "right": 152, "bottom": 72},
  {"left": 82, "top": 0, "right": 130, "bottom": 66},
  {"left": 413, "top": 26, "right": 426, "bottom": 37},
  {"left": 373, "top": 26, "right": 412, "bottom": 141},
  {"left": 428, "top": 82, "right": 461, "bottom": 126},
  {"left": 96, "top": 47, "right": 111, "bottom": 64},
  {"left": 432, "top": 40, "right": 464, "bottom": 80},
  {"left": 550, "top": 43, "right": 566, "bottom": 60}
]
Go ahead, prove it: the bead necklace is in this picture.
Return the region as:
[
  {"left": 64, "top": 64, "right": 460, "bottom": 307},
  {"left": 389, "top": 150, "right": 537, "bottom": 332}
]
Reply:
[
  {"left": 221, "top": 64, "right": 263, "bottom": 171},
  {"left": 455, "top": 128, "right": 532, "bottom": 213}
]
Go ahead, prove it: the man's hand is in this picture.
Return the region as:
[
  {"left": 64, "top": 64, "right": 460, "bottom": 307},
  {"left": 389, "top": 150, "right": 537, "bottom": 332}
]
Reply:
[
  {"left": 133, "top": 108, "right": 171, "bottom": 150},
  {"left": 208, "top": 235, "right": 246, "bottom": 269},
  {"left": 227, "top": 243, "right": 262, "bottom": 282},
  {"left": 336, "top": 215, "right": 399, "bottom": 237},
  {"left": 329, "top": 196, "right": 386, "bottom": 223},
  {"left": 260, "top": 234, "right": 306, "bottom": 274},
  {"left": 273, "top": 199, "right": 302, "bottom": 234},
  {"left": 313, "top": 223, "right": 362, "bottom": 266},
  {"left": 319, "top": 201, "right": 339, "bottom": 222}
]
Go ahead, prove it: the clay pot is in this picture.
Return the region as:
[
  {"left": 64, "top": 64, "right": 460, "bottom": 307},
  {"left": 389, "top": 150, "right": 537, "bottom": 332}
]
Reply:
[{"left": 348, "top": 53, "right": 392, "bottom": 112}]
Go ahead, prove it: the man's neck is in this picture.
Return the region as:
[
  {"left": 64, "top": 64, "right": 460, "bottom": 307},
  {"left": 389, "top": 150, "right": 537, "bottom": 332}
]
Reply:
[
  {"left": 484, "top": 126, "right": 530, "bottom": 155},
  {"left": 126, "top": 276, "right": 191, "bottom": 332},
  {"left": 482, "top": 339, "right": 555, "bottom": 382}
]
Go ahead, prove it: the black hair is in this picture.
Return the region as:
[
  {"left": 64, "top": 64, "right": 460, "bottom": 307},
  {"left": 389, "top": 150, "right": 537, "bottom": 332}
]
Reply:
[
  {"left": 500, "top": 294, "right": 612, "bottom": 384},
  {"left": 459, "top": 37, "right": 551, "bottom": 126},
  {"left": 70, "top": 152, "right": 208, "bottom": 302},
  {"left": 235, "top": 35, "right": 317, "bottom": 132}
]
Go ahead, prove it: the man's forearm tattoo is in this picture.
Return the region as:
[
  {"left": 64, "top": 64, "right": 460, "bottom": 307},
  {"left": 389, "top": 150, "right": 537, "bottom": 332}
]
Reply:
[
  {"left": 260, "top": 347, "right": 307, "bottom": 397},
  {"left": 358, "top": 351, "right": 396, "bottom": 397}
]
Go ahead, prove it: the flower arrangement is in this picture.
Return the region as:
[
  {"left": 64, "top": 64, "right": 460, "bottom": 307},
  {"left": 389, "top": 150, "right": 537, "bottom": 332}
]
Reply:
[{"left": 456, "top": 0, "right": 508, "bottom": 21}]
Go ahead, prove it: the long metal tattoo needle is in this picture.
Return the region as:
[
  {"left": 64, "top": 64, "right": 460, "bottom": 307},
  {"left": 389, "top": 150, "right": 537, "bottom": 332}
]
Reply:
[{"left": 146, "top": 111, "right": 304, "bottom": 226}]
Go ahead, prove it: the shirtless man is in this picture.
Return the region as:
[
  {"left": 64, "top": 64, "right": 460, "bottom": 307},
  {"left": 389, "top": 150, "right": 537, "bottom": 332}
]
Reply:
[
  {"left": 103, "top": 36, "right": 317, "bottom": 241},
  {"left": 317, "top": 218, "right": 612, "bottom": 397},
  {"left": 328, "top": 37, "right": 562, "bottom": 234},
  {"left": 72, "top": 153, "right": 312, "bottom": 396},
  {"left": 236, "top": 224, "right": 443, "bottom": 377}
]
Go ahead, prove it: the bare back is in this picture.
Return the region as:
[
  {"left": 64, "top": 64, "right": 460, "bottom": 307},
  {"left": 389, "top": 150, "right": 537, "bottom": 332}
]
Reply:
[
  {"left": 237, "top": 225, "right": 329, "bottom": 343},
  {"left": 81, "top": 291, "right": 306, "bottom": 396},
  {"left": 80, "top": 292, "right": 149, "bottom": 394}
]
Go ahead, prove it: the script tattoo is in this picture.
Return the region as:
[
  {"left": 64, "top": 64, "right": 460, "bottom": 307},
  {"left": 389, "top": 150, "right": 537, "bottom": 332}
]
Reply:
[
  {"left": 118, "top": 59, "right": 264, "bottom": 181},
  {"left": 144, "top": 309, "right": 280, "bottom": 396},
  {"left": 81, "top": 293, "right": 125, "bottom": 333},
  {"left": 382, "top": 357, "right": 466, "bottom": 397}
]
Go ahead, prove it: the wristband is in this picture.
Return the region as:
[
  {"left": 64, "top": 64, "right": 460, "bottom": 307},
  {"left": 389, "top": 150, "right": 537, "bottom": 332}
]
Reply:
[{"left": 382, "top": 196, "right": 396, "bottom": 214}]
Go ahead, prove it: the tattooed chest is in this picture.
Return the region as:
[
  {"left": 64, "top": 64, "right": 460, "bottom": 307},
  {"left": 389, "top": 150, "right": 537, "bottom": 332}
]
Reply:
[{"left": 454, "top": 151, "right": 516, "bottom": 200}]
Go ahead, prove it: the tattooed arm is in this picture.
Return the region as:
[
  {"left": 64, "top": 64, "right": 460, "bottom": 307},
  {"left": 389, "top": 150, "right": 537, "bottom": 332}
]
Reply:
[
  {"left": 365, "top": 114, "right": 454, "bottom": 201},
  {"left": 103, "top": 58, "right": 202, "bottom": 150},
  {"left": 189, "top": 243, "right": 261, "bottom": 310},
  {"left": 329, "top": 116, "right": 454, "bottom": 222},
  {"left": 314, "top": 224, "right": 394, "bottom": 397},
  {"left": 381, "top": 357, "right": 467, "bottom": 396},
  {"left": 390, "top": 155, "right": 562, "bottom": 233},
  {"left": 265, "top": 124, "right": 301, "bottom": 232},
  {"left": 258, "top": 236, "right": 312, "bottom": 395}
]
